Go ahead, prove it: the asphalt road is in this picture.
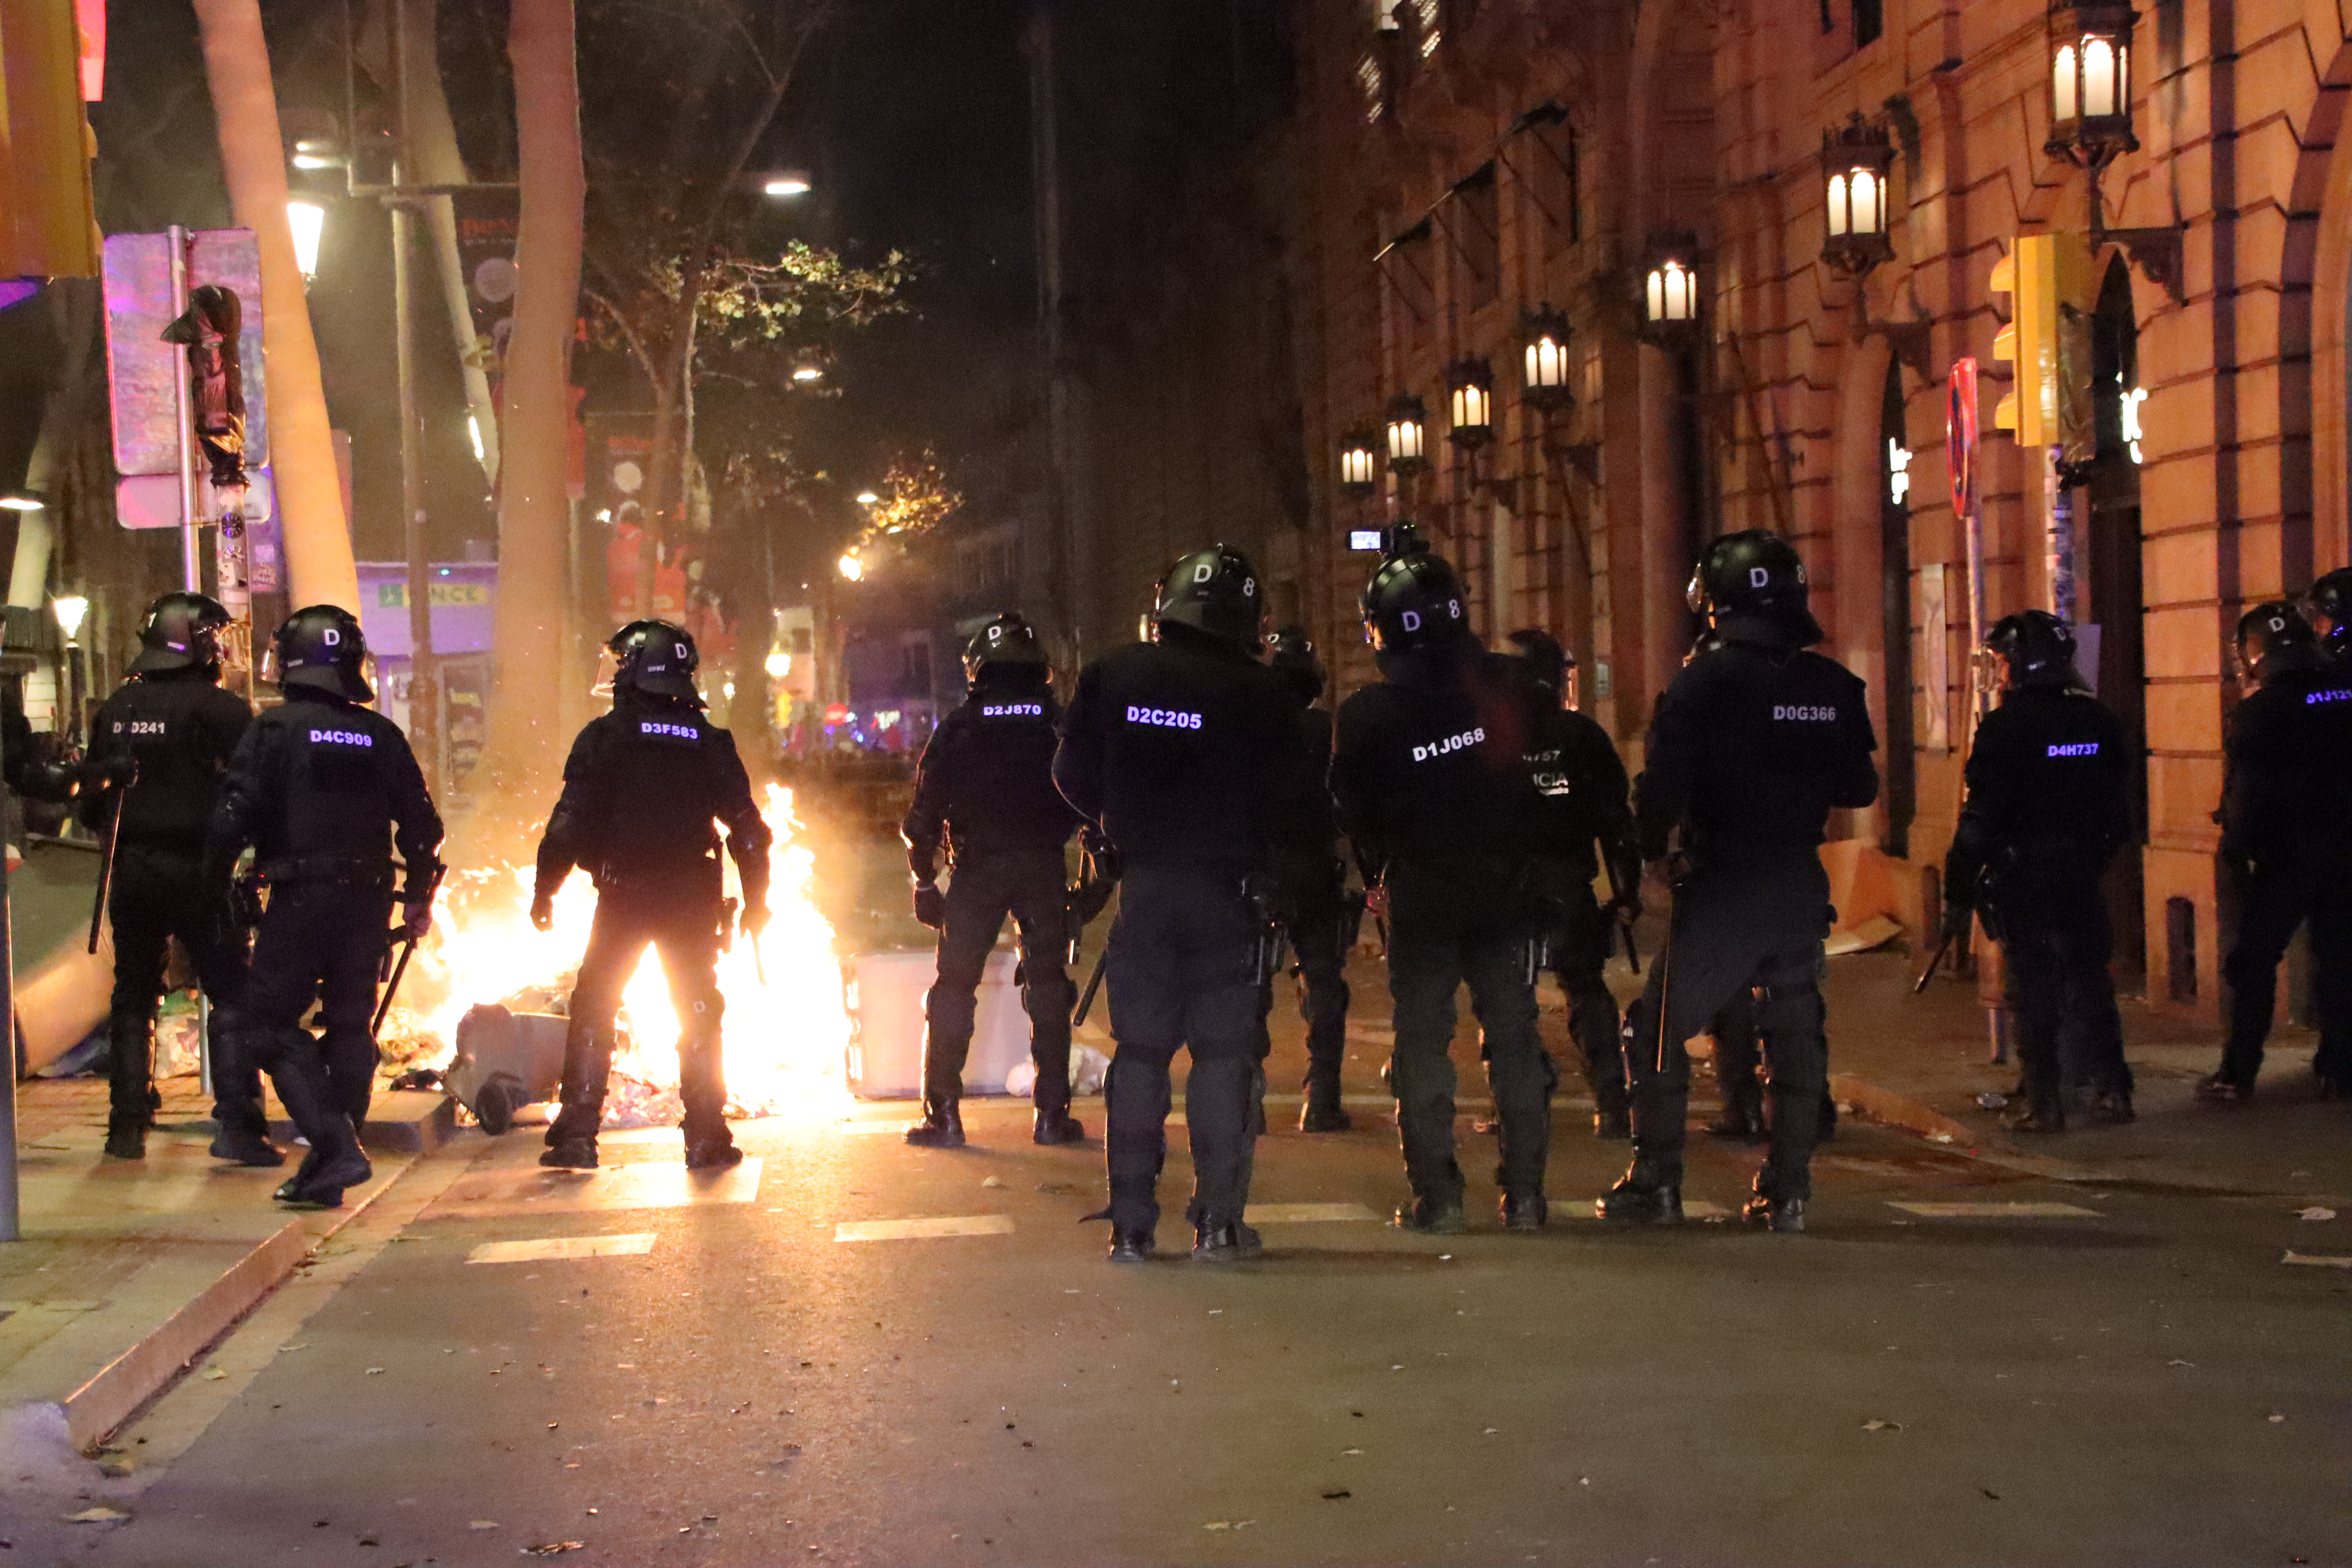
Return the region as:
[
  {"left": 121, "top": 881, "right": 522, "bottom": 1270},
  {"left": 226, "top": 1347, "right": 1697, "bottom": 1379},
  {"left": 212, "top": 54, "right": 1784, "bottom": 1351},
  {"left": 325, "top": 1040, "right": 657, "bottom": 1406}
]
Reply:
[{"left": 20, "top": 1080, "right": 2352, "bottom": 1568}]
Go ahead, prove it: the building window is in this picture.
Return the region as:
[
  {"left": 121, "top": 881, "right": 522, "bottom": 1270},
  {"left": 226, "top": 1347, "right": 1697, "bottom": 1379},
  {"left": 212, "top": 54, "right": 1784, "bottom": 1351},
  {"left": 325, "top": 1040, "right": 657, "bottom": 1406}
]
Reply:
[
  {"left": 1455, "top": 164, "right": 1501, "bottom": 310},
  {"left": 1854, "top": 0, "right": 1882, "bottom": 46},
  {"left": 1357, "top": 52, "right": 1386, "bottom": 123}
]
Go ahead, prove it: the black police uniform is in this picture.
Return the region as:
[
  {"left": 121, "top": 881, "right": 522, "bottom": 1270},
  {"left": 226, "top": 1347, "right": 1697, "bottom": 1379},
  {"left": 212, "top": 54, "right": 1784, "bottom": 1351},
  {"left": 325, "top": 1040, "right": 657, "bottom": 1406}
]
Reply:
[
  {"left": 1615, "top": 612, "right": 1877, "bottom": 1225},
  {"left": 536, "top": 694, "right": 771, "bottom": 1166},
  {"left": 902, "top": 666, "right": 1084, "bottom": 1139},
  {"left": 2311, "top": 569, "right": 2352, "bottom": 668},
  {"left": 1054, "top": 611, "right": 1305, "bottom": 1256},
  {"left": 1945, "top": 680, "right": 2134, "bottom": 1128},
  {"left": 1516, "top": 669, "right": 1639, "bottom": 1135},
  {"left": 2210, "top": 639, "right": 2352, "bottom": 1094},
  {"left": 1267, "top": 671, "right": 1353, "bottom": 1130},
  {"left": 1334, "top": 643, "right": 1550, "bottom": 1230},
  {"left": 210, "top": 674, "right": 442, "bottom": 1207},
  {"left": 81, "top": 666, "right": 261, "bottom": 1157}
]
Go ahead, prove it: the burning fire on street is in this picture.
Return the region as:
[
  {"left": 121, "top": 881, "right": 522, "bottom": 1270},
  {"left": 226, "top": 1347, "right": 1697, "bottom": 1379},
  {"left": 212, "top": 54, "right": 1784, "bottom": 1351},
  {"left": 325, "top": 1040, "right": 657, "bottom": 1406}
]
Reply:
[{"left": 381, "top": 783, "right": 853, "bottom": 1124}]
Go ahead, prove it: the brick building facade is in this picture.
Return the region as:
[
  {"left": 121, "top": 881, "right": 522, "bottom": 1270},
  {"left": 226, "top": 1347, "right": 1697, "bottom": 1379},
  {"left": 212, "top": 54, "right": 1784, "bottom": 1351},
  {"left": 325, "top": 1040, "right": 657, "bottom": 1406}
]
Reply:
[{"left": 1283, "top": 0, "right": 2352, "bottom": 1014}]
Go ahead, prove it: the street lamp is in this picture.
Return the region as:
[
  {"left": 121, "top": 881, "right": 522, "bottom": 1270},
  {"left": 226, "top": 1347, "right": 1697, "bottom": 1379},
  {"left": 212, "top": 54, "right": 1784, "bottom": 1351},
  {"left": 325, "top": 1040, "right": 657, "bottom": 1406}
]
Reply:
[
  {"left": 1520, "top": 306, "right": 1574, "bottom": 413},
  {"left": 855, "top": 489, "right": 881, "bottom": 506},
  {"left": 837, "top": 551, "right": 864, "bottom": 581},
  {"left": 1338, "top": 429, "right": 1381, "bottom": 499},
  {"left": 2045, "top": 2, "right": 2138, "bottom": 166},
  {"left": 1820, "top": 114, "right": 1896, "bottom": 275},
  {"left": 1444, "top": 356, "right": 1495, "bottom": 449},
  {"left": 792, "top": 353, "right": 825, "bottom": 384},
  {"left": 0, "top": 492, "right": 45, "bottom": 513},
  {"left": 52, "top": 594, "right": 88, "bottom": 745},
  {"left": 287, "top": 200, "right": 326, "bottom": 280},
  {"left": 1385, "top": 394, "right": 1429, "bottom": 476},
  {"left": 51, "top": 594, "right": 87, "bottom": 641},
  {"left": 1642, "top": 231, "right": 1702, "bottom": 338},
  {"left": 764, "top": 170, "right": 814, "bottom": 198}
]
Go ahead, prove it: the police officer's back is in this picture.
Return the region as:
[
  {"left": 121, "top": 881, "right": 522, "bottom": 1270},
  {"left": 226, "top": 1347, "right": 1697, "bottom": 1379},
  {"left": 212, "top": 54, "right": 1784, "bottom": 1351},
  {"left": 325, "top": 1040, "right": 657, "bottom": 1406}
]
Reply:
[
  {"left": 1265, "top": 626, "right": 1354, "bottom": 1133},
  {"left": 2310, "top": 569, "right": 2352, "bottom": 668},
  {"left": 1942, "top": 612, "right": 2132, "bottom": 1131},
  {"left": 901, "top": 612, "right": 1085, "bottom": 1148},
  {"left": 532, "top": 620, "right": 771, "bottom": 1171},
  {"left": 1606, "top": 531, "right": 1876, "bottom": 1233},
  {"left": 1054, "top": 546, "right": 1305, "bottom": 1264},
  {"left": 208, "top": 606, "right": 443, "bottom": 1208},
  {"left": 2200, "top": 602, "right": 2352, "bottom": 1099},
  {"left": 1506, "top": 627, "right": 1641, "bottom": 1139},
  {"left": 80, "top": 593, "right": 266, "bottom": 1162},
  {"left": 1332, "top": 551, "right": 1553, "bottom": 1233}
]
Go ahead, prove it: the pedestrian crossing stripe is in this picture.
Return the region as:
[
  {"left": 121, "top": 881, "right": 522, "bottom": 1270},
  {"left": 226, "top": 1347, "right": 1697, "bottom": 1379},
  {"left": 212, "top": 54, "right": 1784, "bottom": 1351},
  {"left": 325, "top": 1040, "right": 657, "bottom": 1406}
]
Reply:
[
  {"left": 835, "top": 1215, "right": 1016, "bottom": 1242},
  {"left": 1887, "top": 1201, "right": 2099, "bottom": 1218},
  {"left": 466, "top": 1234, "right": 656, "bottom": 1264},
  {"left": 2282, "top": 1250, "right": 2352, "bottom": 1268},
  {"left": 1246, "top": 1202, "right": 1381, "bottom": 1223},
  {"left": 1556, "top": 1199, "right": 1734, "bottom": 1219}
]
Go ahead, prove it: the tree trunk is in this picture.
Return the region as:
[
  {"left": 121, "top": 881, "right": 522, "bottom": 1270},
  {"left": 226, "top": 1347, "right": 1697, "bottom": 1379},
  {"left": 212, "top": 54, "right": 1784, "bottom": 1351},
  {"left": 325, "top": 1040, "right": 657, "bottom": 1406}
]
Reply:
[
  {"left": 190, "top": 0, "right": 360, "bottom": 612},
  {"left": 478, "top": 0, "right": 584, "bottom": 816}
]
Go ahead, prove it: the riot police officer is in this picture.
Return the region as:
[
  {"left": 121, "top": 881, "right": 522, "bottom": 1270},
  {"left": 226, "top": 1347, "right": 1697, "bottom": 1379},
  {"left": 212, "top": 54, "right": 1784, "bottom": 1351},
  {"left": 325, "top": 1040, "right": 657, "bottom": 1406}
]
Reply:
[
  {"left": 1603, "top": 531, "right": 1877, "bottom": 1233},
  {"left": 1266, "top": 625, "right": 1354, "bottom": 1133},
  {"left": 1332, "top": 550, "right": 1551, "bottom": 1233},
  {"left": 533, "top": 620, "right": 771, "bottom": 1170},
  {"left": 1505, "top": 627, "right": 1640, "bottom": 1140},
  {"left": 79, "top": 593, "right": 270, "bottom": 1163},
  {"left": 902, "top": 612, "right": 1085, "bottom": 1147},
  {"left": 1053, "top": 546, "right": 1307, "bottom": 1263},
  {"left": 2310, "top": 568, "right": 2352, "bottom": 666},
  {"left": 2197, "top": 603, "right": 2352, "bottom": 1100},
  {"left": 207, "top": 607, "right": 443, "bottom": 1208},
  {"left": 1941, "top": 612, "right": 2133, "bottom": 1132}
]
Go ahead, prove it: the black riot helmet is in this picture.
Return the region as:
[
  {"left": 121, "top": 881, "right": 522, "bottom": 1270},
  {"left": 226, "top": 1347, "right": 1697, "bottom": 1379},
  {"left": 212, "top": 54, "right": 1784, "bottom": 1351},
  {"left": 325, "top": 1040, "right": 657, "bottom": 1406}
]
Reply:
[
  {"left": 608, "top": 619, "right": 701, "bottom": 703},
  {"left": 130, "top": 591, "right": 232, "bottom": 676},
  {"left": 1686, "top": 529, "right": 1822, "bottom": 645},
  {"left": 1267, "top": 624, "right": 1325, "bottom": 703},
  {"left": 963, "top": 612, "right": 1049, "bottom": 683},
  {"left": 270, "top": 605, "right": 373, "bottom": 702},
  {"left": 1985, "top": 609, "right": 2081, "bottom": 690},
  {"left": 1153, "top": 545, "right": 1265, "bottom": 650},
  {"left": 1361, "top": 550, "right": 1471, "bottom": 655},
  {"left": 2236, "top": 601, "right": 2318, "bottom": 682},
  {"left": 1505, "top": 628, "right": 1572, "bottom": 696},
  {"left": 2307, "top": 567, "right": 2352, "bottom": 650}
]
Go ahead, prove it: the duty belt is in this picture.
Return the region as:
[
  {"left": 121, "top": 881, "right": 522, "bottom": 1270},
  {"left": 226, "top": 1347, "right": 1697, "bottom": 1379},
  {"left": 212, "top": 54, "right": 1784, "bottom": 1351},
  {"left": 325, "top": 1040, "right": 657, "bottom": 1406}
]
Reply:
[{"left": 260, "top": 854, "right": 394, "bottom": 889}]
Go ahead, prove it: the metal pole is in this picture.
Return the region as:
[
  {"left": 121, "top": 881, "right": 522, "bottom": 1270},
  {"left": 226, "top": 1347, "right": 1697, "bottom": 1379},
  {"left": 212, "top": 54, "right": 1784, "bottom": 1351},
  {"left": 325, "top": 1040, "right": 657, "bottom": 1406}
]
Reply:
[
  {"left": 391, "top": 7, "right": 437, "bottom": 785},
  {"left": 168, "top": 226, "right": 202, "bottom": 594},
  {"left": 2044, "top": 444, "right": 2077, "bottom": 624},
  {"left": 1, "top": 719, "right": 18, "bottom": 1242}
]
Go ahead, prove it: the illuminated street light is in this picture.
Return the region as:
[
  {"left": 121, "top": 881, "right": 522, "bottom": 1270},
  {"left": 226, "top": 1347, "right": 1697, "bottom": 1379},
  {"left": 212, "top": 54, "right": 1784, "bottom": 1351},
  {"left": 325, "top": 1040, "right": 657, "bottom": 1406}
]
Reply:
[
  {"left": 0, "top": 492, "right": 45, "bottom": 513},
  {"left": 855, "top": 489, "right": 880, "bottom": 505},
  {"left": 287, "top": 201, "right": 325, "bottom": 280},
  {"left": 51, "top": 594, "right": 88, "bottom": 641},
  {"left": 1820, "top": 115, "right": 1897, "bottom": 275},
  {"left": 765, "top": 650, "right": 792, "bottom": 678},
  {"left": 837, "top": 551, "right": 864, "bottom": 581},
  {"left": 1444, "top": 356, "right": 1495, "bottom": 449},
  {"left": 764, "top": 170, "right": 814, "bottom": 198},
  {"left": 1520, "top": 306, "right": 1574, "bottom": 414},
  {"left": 1337, "top": 429, "right": 1380, "bottom": 499},
  {"left": 467, "top": 414, "right": 486, "bottom": 465},
  {"left": 792, "top": 356, "right": 825, "bottom": 384},
  {"left": 2046, "top": 2, "right": 2139, "bottom": 166},
  {"left": 1385, "top": 394, "right": 1429, "bottom": 476}
]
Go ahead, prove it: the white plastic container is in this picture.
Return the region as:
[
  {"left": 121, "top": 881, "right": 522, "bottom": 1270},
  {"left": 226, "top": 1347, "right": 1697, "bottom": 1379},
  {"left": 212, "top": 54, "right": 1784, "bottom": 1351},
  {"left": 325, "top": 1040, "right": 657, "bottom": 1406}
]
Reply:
[{"left": 843, "top": 948, "right": 1036, "bottom": 1099}]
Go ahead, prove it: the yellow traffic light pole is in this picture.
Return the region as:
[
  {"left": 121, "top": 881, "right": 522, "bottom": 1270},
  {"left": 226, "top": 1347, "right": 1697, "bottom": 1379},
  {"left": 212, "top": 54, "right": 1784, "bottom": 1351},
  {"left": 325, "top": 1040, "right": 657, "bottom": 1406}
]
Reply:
[{"left": 1990, "top": 232, "right": 2099, "bottom": 626}]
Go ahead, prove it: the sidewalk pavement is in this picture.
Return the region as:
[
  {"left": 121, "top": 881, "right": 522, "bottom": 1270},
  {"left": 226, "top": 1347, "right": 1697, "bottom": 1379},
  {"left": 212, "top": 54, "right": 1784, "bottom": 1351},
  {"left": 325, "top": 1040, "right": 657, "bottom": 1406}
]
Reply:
[{"left": 0, "top": 1077, "right": 445, "bottom": 1450}]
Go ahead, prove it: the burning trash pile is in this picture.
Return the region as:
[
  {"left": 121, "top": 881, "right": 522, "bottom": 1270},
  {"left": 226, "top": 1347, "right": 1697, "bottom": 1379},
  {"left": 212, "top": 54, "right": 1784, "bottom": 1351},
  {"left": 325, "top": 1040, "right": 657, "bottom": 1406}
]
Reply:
[{"left": 378, "top": 784, "right": 853, "bottom": 1129}]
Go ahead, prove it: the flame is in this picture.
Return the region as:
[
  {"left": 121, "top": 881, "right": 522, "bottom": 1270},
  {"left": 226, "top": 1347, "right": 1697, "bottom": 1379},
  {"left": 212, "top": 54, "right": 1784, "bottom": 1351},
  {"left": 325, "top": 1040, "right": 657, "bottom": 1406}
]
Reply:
[{"left": 390, "top": 782, "right": 852, "bottom": 1120}]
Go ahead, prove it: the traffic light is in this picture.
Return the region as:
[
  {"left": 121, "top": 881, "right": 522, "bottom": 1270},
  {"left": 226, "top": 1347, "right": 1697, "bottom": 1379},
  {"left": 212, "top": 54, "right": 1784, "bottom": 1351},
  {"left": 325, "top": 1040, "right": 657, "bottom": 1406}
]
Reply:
[
  {"left": 0, "top": 0, "right": 101, "bottom": 280},
  {"left": 1990, "top": 232, "right": 2097, "bottom": 462}
]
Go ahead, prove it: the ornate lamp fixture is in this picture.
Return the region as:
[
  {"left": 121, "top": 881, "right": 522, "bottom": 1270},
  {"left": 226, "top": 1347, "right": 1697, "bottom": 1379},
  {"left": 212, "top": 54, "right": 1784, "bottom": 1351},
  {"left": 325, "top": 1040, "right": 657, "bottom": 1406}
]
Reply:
[
  {"left": 1821, "top": 114, "right": 1896, "bottom": 275},
  {"left": 1520, "top": 306, "right": 1574, "bottom": 414},
  {"left": 2045, "top": 2, "right": 2139, "bottom": 167},
  {"left": 1444, "top": 357, "right": 1495, "bottom": 449},
  {"left": 1641, "top": 229, "right": 1702, "bottom": 346},
  {"left": 1385, "top": 394, "right": 1430, "bottom": 475},
  {"left": 1338, "top": 430, "right": 1382, "bottom": 499}
]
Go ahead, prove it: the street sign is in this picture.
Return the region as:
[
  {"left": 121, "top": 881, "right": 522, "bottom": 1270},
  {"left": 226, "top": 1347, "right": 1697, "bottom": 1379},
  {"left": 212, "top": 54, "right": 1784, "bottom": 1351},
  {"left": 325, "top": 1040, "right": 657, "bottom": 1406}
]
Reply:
[
  {"left": 101, "top": 229, "right": 270, "bottom": 482},
  {"left": 1946, "top": 356, "right": 1978, "bottom": 521}
]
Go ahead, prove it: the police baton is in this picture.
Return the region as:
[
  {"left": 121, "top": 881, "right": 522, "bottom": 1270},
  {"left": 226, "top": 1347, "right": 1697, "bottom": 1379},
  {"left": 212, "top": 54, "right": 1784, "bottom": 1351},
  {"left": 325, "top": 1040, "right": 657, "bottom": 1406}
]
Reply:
[
  {"left": 86, "top": 774, "right": 129, "bottom": 955},
  {"left": 1911, "top": 926, "right": 1961, "bottom": 995},
  {"left": 1071, "top": 945, "right": 1108, "bottom": 1028},
  {"left": 1597, "top": 856, "right": 1641, "bottom": 977},
  {"left": 372, "top": 930, "right": 418, "bottom": 1039}
]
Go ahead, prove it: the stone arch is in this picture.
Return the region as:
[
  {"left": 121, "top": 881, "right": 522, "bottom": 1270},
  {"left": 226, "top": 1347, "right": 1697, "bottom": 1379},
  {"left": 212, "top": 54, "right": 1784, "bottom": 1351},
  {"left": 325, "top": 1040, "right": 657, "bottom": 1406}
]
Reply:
[{"left": 2301, "top": 45, "right": 2352, "bottom": 577}]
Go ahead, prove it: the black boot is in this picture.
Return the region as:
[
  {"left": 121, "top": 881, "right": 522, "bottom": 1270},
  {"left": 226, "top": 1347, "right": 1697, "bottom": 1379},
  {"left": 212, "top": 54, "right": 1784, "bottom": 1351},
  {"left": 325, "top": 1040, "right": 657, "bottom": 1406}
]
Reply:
[
  {"left": 1597, "top": 1156, "right": 1683, "bottom": 1224},
  {"left": 1191, "top": 1217, "right": 1264, "bottom": 1262},
  {"left": 1299, "top": 1067, "right": 1351, "bottom": 1133},
  {"left": 540, "top": 1136, "right": 600, "bottom": 1169},
  {"left": 684, "top": 1134, "right": 743, "bottom": 1170},
  {"left": 1500, "top": 1190, "right": 1548, "bottom": 1231},
  {"left": 1741, "top": 1188, "right": 1806, "bottom": 1233},
  {"left": 257, "top": 1036, "right": 371, "bottom": 1207},
  {"left": 903, "top": 1098, "right": 965, "bottom": 1147},
  {"left": 2007, "top": 1099, "right": 2066, "bottom": 1134},
  {"left": 1107, "top": 1227, "right": 1156, "bottom": 1264},
  {"left": 1392, "top": 1191, "right": 1467, "bottom": 1233},
  {"left": 104, "top": 1011, "right": 158, "bottom": 1159},
  {"left": 210, "top": 1128, "right": 287, "bottom": 1167},
  {"left": 1593, "top": 1106, "right": 1632, "bottom": 1139},
  {"left": 1033, "top": 1108, "right": 1086, "bottom": 1144}
]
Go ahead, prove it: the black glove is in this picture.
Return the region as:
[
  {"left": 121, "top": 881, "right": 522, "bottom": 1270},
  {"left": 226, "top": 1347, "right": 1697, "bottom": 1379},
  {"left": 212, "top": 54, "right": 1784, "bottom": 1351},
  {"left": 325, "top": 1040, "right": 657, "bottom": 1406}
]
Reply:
[{"left": 913, "top": 883, "right": 946, "bottom": 929}]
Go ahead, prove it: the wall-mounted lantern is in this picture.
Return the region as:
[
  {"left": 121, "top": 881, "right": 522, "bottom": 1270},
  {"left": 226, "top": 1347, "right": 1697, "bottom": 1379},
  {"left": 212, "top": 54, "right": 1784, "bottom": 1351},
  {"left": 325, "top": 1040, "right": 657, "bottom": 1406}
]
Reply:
[
  {"left": 1641, "top": 229, "right": 1702, "bottom": 344},
  {"left": 1338, "top": 429, "right": 1382, "bottom": 498},
  {"left": 2045, "top": 2, "right": 2139, "bottom": 166},
  {"left": 1444, "top": 357, "right": 1495, "bottom": 448},
  {"left": 1821, "top": 114, "right": 1896, "bottom": 275},
  {"left": 1385, "top": 394, "right": 1430, "bottom": 475},
  {"left": 1520, "top": 306, "right": 1574, "bottom": 414}
]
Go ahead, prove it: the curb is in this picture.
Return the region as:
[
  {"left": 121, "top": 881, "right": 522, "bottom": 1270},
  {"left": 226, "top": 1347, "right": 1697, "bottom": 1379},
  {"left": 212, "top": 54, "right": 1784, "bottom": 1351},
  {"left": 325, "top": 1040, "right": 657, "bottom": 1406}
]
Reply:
[
  {"left": 42, "top": 1153, "right": 427, "bottom": 1450},
  {"left": 1829, "top": 1071, "right": 1978, "bottom": 1148}
]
